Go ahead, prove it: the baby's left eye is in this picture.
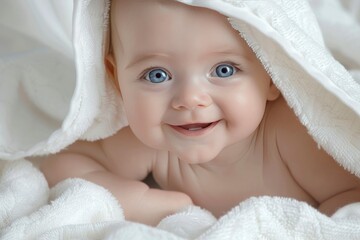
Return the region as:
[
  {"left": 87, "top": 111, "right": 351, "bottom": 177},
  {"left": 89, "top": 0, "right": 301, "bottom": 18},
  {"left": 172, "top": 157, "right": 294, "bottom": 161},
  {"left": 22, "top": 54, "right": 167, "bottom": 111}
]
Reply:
[{"left": 211, "top": 64, "right": 237, "bottom": 78}]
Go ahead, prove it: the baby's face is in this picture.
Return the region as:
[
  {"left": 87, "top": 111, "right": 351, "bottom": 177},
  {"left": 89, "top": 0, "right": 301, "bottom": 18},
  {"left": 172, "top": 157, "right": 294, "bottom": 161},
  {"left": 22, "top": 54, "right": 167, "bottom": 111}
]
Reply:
[{"left": 110, "top": 0, "right": 275, "bottom": 163}]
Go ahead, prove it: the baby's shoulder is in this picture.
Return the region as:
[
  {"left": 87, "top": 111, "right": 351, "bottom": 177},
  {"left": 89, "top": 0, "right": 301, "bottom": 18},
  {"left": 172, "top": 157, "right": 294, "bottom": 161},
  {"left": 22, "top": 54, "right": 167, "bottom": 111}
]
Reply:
[
  {"left": 265, "top": 96, "right": 320, "bottom": 162},
  {"left": 265, "top": 98, "right": 360, "bottom": 206},
  {"left": 265, "top": 97, "right": 339, "bottom": 179}
]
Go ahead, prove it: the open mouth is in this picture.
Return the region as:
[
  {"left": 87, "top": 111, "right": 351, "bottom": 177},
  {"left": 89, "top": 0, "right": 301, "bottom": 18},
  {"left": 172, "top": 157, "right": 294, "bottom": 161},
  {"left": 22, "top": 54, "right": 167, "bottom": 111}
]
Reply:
[
  {"left": 170, "top": 120, "right": 220, "bottom": 136},
  {"left": 178, "top": 122, "right": 213, "bottom": 131}
]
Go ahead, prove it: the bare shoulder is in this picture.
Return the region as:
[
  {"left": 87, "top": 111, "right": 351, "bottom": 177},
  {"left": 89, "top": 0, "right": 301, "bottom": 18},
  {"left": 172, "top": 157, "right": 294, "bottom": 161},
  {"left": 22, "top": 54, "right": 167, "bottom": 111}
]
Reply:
[
  {"left": 267, "top": 97, "right": 360, "bottom": 204},
  {"left": 267, "top": 96, "right": 328, "bottom": 161}
]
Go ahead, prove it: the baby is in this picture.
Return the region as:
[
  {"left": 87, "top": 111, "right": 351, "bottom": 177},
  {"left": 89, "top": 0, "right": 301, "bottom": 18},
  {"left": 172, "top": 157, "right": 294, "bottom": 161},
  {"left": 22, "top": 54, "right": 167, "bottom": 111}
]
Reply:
[{"left": 40, "top": 0, "right": 360, "bottom": 226}]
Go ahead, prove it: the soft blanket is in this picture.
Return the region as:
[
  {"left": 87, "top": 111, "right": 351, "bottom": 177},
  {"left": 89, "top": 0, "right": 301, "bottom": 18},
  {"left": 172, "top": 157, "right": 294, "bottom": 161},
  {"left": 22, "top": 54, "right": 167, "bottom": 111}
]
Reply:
[
  {"left": 1, "top": 159, "right": 360, "bottom": 239},
  {"left": 1, "top": 0, "right": 360, "bottom": 239}
]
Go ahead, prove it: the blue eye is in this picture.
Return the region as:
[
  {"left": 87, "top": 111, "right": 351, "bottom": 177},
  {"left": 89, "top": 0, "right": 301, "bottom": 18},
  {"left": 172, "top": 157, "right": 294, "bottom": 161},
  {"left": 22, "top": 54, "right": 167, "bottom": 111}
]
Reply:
[
  {"left": 213, "top": 64, "right": 236, "bottom": 78},
  {"left": 145, "top": 68, "right": 171, "bottom": 83}
]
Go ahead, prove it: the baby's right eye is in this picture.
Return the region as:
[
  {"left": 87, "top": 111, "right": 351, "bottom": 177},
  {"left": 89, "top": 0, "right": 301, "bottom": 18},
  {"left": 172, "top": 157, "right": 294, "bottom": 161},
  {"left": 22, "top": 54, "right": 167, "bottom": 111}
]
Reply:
[{"left": 144, "top": 68, "right": 171, "bottom": 83}]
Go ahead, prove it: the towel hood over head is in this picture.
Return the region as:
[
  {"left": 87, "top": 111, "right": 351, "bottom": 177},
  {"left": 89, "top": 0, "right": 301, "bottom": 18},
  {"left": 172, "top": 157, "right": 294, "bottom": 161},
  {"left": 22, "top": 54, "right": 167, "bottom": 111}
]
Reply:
[{"left": 0, "top": 0, "right": 359, "bottom": 177}]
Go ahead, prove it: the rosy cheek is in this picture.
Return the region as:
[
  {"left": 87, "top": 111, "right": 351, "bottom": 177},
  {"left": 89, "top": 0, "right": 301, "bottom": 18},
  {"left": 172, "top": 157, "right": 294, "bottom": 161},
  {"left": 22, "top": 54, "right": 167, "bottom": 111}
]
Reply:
[{"left": 124, "top": 95, "right": 158, "bottom": 127}]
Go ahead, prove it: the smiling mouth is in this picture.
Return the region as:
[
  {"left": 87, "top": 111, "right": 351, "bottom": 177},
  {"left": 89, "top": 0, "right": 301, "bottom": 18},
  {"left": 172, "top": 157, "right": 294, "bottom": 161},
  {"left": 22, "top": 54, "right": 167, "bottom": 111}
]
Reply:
[
  {"left": 170, "top": 121, "right": 220, "bottom": 136},
  {"left": 179, "top": 123, "right": 213, "bottom": 131}
]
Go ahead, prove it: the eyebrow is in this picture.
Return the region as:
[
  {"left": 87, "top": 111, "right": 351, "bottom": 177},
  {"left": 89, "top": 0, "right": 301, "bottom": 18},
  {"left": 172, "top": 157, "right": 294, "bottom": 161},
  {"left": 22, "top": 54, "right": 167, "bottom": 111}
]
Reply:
[
  {"left": 124, "top": 48, "right": 252, "bottom": 69},
  {"left": 125, "top": 53, "right": 171, "bottom": 69},
  {"left": 203, "top": 49, "right": 253, "bottom": 61}
]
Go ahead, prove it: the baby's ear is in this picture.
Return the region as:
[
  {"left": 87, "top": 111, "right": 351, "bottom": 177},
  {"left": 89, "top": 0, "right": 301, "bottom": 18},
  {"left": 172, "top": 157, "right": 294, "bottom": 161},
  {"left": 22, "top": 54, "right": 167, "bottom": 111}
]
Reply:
[
  {"left": 104, "top": 54, "right": 121, "bottom": 93},
  {"left": 267, "top": 81, "right": 281, "bottom": 101}
]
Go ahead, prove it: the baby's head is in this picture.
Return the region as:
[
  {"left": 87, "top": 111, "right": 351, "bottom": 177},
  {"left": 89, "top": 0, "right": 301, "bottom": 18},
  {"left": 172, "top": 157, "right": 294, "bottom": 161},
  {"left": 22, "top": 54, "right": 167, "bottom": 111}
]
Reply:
[{"left": 105, "top": 0, "right": 280, "bottom": 163}]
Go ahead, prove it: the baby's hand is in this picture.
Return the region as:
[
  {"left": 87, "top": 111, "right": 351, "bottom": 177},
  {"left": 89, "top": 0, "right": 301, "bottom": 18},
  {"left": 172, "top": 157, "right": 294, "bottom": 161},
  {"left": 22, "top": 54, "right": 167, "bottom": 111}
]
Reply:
[{"left": 130, "top": 188, "right": 193, "bottom": 226}]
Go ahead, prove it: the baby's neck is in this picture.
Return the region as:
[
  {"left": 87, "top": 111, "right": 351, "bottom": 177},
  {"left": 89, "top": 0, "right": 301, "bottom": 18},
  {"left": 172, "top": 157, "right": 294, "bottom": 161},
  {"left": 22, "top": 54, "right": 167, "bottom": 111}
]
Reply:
[{"left": 195, "top": 128, "right": 263, "bottom": 174}]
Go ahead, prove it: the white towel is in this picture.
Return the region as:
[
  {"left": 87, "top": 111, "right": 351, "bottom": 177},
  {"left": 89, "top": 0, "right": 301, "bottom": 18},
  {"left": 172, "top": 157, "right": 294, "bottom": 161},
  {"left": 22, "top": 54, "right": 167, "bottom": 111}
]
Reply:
[
  {"left": 1, "top": 159, "right": 360, "bottom": 240},
  {"left": 0, "top": 160, "right": 124, "bottom": 239}
]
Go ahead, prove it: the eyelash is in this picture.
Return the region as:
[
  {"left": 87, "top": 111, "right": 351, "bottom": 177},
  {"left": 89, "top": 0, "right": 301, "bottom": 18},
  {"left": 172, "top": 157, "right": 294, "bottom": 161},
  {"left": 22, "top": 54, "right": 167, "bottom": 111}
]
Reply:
[
  {"left": 139, "top": 62, "right": 241, "bottom": 81},
  {"left": 210, "top": 62, "right": 241, "bottom": 76},
  {"left": 140, "top": 66, "right": 170, "bottom": 77}
]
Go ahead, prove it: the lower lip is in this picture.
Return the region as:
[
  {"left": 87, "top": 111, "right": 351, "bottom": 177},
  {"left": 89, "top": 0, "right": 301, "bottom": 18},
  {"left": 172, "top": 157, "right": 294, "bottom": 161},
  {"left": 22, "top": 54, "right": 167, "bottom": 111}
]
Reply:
[{"left": 169, "top": 120, "right": 220, "bottom": 137}]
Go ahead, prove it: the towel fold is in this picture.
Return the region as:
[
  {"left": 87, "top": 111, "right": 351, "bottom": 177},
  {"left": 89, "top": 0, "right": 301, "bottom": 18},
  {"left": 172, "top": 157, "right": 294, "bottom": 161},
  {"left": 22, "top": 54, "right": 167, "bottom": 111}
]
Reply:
[
  {"left": 1, "top": 159, "right": 360, "bottom": 240},
  {"left": 1, "top": 160, "right": 123, "bottom": 239},
  {"left": 0, "top": 159, "right": 48, "bottom": 228}
]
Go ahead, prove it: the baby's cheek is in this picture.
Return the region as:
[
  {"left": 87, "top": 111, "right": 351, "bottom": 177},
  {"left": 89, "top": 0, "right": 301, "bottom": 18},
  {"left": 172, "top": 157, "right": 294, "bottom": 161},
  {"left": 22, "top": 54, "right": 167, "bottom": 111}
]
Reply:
[
  {"left": 133, "top": 128, "right": 166, "bottom": 150},
  {"left": 127, "top": 113, "right": 166, "bottom": 150},
  {"left": 227, "top": 98, "right": 266, "bottom": 135},
  {"left": 123, "top": 98, "right": 150, "bottom": 123}
]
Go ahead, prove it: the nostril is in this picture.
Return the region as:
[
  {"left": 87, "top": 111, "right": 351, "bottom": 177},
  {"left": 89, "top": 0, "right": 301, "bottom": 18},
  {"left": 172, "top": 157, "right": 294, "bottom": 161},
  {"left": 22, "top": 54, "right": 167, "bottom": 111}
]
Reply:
[{"left": 171, "top": 92, "right": 212, "bottom": 110}]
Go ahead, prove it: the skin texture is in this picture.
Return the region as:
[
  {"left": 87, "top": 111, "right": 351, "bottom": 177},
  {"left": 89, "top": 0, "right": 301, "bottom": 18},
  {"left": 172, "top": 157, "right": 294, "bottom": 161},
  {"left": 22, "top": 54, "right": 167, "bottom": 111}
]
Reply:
[{"left": 40, "top": 0, "right": 360, "bottom": 226}]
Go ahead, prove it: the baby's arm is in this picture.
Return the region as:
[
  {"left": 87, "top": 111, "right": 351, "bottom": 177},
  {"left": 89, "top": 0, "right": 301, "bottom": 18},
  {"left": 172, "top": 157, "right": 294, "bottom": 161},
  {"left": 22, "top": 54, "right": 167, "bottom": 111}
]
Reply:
[
  {"left": 40, "top": 128, "right": 192, "bottom": 226},
  {"left": 273, "top": 99, "right": 360, "bottom": 216}
]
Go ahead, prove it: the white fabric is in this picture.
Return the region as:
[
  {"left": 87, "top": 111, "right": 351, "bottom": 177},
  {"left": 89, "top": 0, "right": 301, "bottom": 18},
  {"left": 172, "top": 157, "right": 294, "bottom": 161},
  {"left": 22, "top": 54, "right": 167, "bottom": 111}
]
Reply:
[
  {"left": 0, "top": 0, "right": 75, "bottom": 159},
  {"left": 0, "top": 160, "right": 124, "bottom": 239},
  {"left": 309, "top": 0, "right": 360, "bottom": 71},
  {"left": 1, "top": 0, "right": 360, "bottom": 239},
  {"left": 1, "top": 159, "right": 360, "bottom": 240},
  {"left": 0, "top": 0, "right": 126, "bottom": 160}
]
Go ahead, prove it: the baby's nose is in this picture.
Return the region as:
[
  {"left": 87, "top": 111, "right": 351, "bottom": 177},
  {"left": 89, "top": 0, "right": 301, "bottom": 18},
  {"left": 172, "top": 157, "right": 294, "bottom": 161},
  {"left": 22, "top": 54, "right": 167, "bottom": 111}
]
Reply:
[{"left": 171, "top": 81, "right": 212, "bottom": 110}]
